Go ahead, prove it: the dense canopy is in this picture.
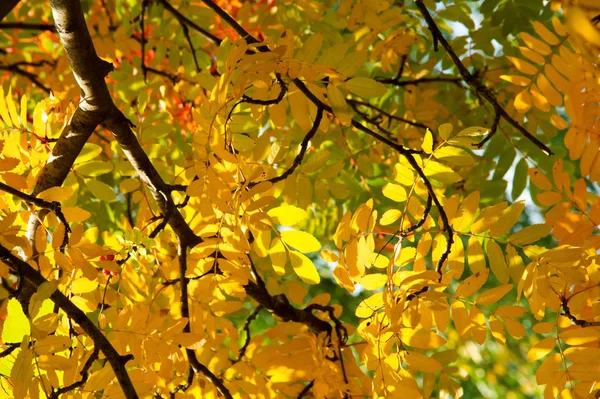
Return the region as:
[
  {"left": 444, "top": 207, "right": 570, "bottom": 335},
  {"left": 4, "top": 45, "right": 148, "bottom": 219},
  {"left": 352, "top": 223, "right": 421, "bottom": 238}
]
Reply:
[{"left": 0, "top": 0, "right": 600, "bottom": 398}]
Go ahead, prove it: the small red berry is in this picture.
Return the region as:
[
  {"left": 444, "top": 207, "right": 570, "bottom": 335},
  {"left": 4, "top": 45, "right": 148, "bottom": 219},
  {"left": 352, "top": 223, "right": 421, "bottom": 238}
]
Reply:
[
  {"left": 100, "top": 255, "right": 106, "bottom": 261},
  {"left": 106, "top": 254, "right": 115, "bottom": 261},
  {"left": 102, "top": 269, "right": 111, "bottom": 276}
]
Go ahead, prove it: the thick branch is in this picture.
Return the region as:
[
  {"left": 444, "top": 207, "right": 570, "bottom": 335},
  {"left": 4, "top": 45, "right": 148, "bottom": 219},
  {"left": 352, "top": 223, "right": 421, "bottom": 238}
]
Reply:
[
  {"left": 0, "top": 0, "right": 20, "bottom": 22},
  {"left": 414, "top": 0, "right": 552, "bottom": 156}
]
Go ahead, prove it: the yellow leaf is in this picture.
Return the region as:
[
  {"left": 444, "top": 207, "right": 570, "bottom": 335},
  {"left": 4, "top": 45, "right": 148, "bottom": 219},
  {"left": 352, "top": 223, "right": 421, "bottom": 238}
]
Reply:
[
  {"left": 2, "top": 298, "right": 31, "bottom": 342},
  {"left": 289, "top": 250, "right": 320, "bottom": 284},
  {"left": 382, "top": 183, "right": 407, "bottom": 202},
  {"left": 62, "top": 207, "right": 91, "bottom": 223},
  {"left": 37, "top": 186, "right": 74, "bottom": 202},
  {"left": 71, "top": 278, "right": 99, "bottom": 294},
  {"left": 173, "top": 333, "right": 206, "bottom": 349},
  {"left": 75, "top": 161, "right": 114, "bottom": 177},
  {"left": 345, "top": 77, "right": 387, "bottom": 98},
  {"left": 85, "top": 179, "right": 116, "bottom": 201},
  {"left": 268, "top": 205, "right": 308, "bottom": 226},
  {"left": 295, "top": 33, "right": 323, "bottom": 63},
  {"left": 487, "top": 240, "right": 510, "bottom": 284},
  {"left": 6, "top": 88, "right": 20, "bottom": 127},
  {"left": 514, "top": 89, "right": 532, "bottom": 113},
  {"left": 506, "top": 56, "right": 538, "bottom": 75},
  {"left": 405, "top": 351, "right": 443, "bottom": 373},
  {"left": 509, "top": 224, "right": 551, "bottom": 245},
  {"left": 490, "top": 201, "right": 525, "bottom": 237},
  {"left": 281, "top": 230, "right": 321, "bottom": 253},
  {"left": 559, "top": 327, "right": 600, "bottom": 345},
  {"left": 505, "top": 318, "right": 526, "bottom": 338},
  {"left": 455, "top": 269, "right": 489, "bottom": 298},
  {"left": 400, "top": 328, "right": 447, "bottom": 349},
  {"left": 527, "top": 337, "right": 556, "bottom": 361},
  {"left": 327, "top": 83, "right": 351, "bottom": 126},
  {"left": 320, "top": 249, "right": 338, "bottom": 263},
  {"left": 529, "top": 167, "right": 553, "bottom": 190},
  {"left": 0, "top": 86, "right": 12, "bottom": 127},
  {"left": 288, "top": 86, "right": 312, "bottom": 131},
  {"left": 532, "top": 322, "right": 555, "bottom": 335},
  {"left": 35, "top": 336, "right": 72, "bottom": 355},
  {"left": 533, "top": 21, "right": 560, "bottom": 45},
  {"left": 355, "top": 292, "right": 383, "bottom": 318},
  {"left": 438, "top": 123, "right": 453, "bottom": 140},
  {"left": 505, "top": 244, "right": 525, "bottom": 282},
  {"left": 358, "top": 273, "right": 387, "bottom": 290},
  {"left": 20, "top": 95, "right": 27, "bottom": 128},
  {"left": 423, "top": 160, "right": 462, "bottom": 184},
  {"left": 270, "top": 237, "right": 287, "bottom": 275},
  {"left": 500, "top": 75, "right": 531, "bottom": 86},
  {"left": 333, "top": 263, "right": 355, "bottom": 292},
  {"left": 568, "top": 6, "right": 600, "bottom": 47},
  {"left": 475, "top": 284, "right": 513, "bottom": 306},
  {"left": 0, "top": 158, "right": 19, "bottom": 171},
  {"left": 70, "top": 296, "right": 96, "bottom": 313},
  {"left": 75, "top": 143, "right": 103, "bottom": 164},
  {"left": 537, "top": 74, "right": 562, "bottom": 106},
  {"left": 536, "top": 353, "right": 561, "bottom": 385},
  {"left": 10, "top": 338, "right": 32, "bottom": 398},
  {"left": 433, "top": 146, "right": 474, "bottom": 166},
  {"left": 520, "top": 32, "right": 552, "bottom": 55},
  {"left": 380, "top": 209, "right": 402, "bottom": 225},
  {"left": 494, "top": 305, "right": 527, "bottom": 319},
  {"left": 422, "top": 129, "right": 433, "bottom": 154}
]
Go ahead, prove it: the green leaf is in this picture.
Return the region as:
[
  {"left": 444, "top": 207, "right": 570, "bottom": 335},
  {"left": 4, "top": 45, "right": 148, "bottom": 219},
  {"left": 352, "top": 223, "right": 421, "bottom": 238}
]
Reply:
[
  {"left": 86, "top": 179, "right": 116, "bottom": 201},
  {"left": 512, "top": 158, "right": 528, "bottom": 200}
]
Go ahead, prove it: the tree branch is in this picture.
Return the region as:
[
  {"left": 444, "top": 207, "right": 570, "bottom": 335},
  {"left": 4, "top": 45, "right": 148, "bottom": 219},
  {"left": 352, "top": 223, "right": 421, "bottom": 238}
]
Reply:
[
  {"left": 414, "top": 0, "right": 553, "bottom": 156},
  {"left": 175, "top": 241, "right": 233, "bottom": 398},
  {"left": 376, "top": 75, "right": 462, "bottom": 87},
  {"left": 0, "top": 63, "right": 51, "bottom": 93},
  {"left": 251, "top": 107, "right": 323, "bottom": 187},
  {"left": 0, "top": 181, "right": 70, "bottom": 248},
  {"left": 157, "top": 0, "right": 222, "bottom": 45},
  {"left": 0, "top": 245, "right": 138, "bottom": 399},
  {"left": 0, "top": 22, "right": 56, "bottom": 32}
]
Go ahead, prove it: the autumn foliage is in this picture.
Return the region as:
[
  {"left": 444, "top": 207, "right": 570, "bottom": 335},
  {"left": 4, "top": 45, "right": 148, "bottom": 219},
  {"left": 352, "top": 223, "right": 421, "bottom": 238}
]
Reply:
[{"left": 0, "top": 0, "right": 600, "bottom": 398}]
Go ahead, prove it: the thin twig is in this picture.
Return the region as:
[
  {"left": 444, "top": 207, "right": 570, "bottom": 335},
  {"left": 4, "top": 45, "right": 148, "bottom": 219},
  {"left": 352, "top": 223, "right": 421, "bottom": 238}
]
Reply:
[
  {"left": 377, "top": 75, "right": 462, "bottom": 87},
  {"left": 233, "top": 305, "right": 263, "bottom": 364},
  {"left": 296, "top": 380, "right": 314, "bottom": 399},
  {"left": 0, "top": 64, "right": 51, "bottom": 93},
  {"left": 158, "top": 0, "right": 222, "bottom": 45},
  {"left": 560, "top": 296, "right": 600, "bottom": 327},
  {"left": 250, "top": 108, "right": 323, "bottom": 187},
  {"left": 49, "top": 347, "right": 100, "bottom": 398},
  {"left": 0, "top": 181, "right": 70, "bottom": 248},
  {"left": 176, "top": 241, "right": 233, "bottom": 398}
]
